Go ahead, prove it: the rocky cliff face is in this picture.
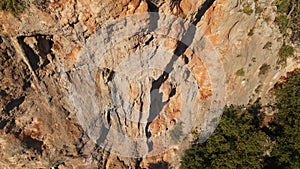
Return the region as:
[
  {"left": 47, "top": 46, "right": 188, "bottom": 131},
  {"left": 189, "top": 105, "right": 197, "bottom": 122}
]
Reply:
[{"left": 0, "top": 0, "right": 299, "bottom": 168}]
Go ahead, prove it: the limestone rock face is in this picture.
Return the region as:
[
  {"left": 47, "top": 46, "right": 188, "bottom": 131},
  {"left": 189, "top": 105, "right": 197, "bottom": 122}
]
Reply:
[{"left": 0, "top": 0, "right": 299, "bottom": 168}]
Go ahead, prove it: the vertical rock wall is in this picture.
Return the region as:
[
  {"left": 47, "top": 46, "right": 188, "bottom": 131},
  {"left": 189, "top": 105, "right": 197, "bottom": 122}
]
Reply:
[{"left": 0, "top": 0, "right": 299, "bottom": 168}]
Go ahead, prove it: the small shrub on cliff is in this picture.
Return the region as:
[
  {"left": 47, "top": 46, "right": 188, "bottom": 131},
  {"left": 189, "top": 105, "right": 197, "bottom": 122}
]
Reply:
[
  {"left": 277, "top": 44, "right": 294, "bottom": 65},
  {"left": 0, "top": 0, "right": 25, "bottom": 16},
  {"left": 255, "top": 6, "right": 263, "bottom": 14},
  {"left": 275, "top": 14, "right": 289, "bottom": 35},
  {"left": 242, "top": 6, "right": 254, "bottom": 15},
  {"left": 236, "top": 68, "right": 245, "bottom": 76},
  {"left": 259, "top": 63, "right": 271, "bottom": 76}
]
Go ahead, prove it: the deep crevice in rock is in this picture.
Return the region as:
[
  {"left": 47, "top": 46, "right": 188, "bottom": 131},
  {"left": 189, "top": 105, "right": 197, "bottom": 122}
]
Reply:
[
  {"left": 5, "top": 118, "right": 15, "bottom": 134},
  {"left": 135, "top": 158, "right": 143, "bottom": 169},
  {"left": 149, "top": 161, "right": 169, "bottom": 169},
  {"left": 17, "top": 35, "right": 53, "bottom": 71},
  {"left": 169, "top": 87, "right": 176, "bottom": 98},
  {"left": 146, "top": 0, "right": 158, "bottom": 12},
  {"left": 36, "top": 35, "right": 53, "bottom": 68},
  {"left": 183, "top": 54, "right": 189, "bottom": 64},
  {"left": 17, "top": 37, "right": 40, "bottom": 71},
  {"left": 4, "top": 96, "right": 25, "bottom": 113},
  {"left": 22, "top": 78, "right": 31, "bottom": 91},
  {"left": 170, "top": 0, "right": 183, "bottom": 15},
  {"left": 0, "top": 118, "right": 9, "bottom": 130},
  {"left": 102, "top": 68, "right": 115, "bottom": 84},
  {"left": 146, "top": 1, "right": 159, "bottom": 33},
  {"left": 145, "top": 0, "right": 216, "bottom": 139},
  {"left": 0, "top": 90, "right": 7, "bottom": 97},
  {"left": 21, "top": 135, "right": 43, "bottom": 155}
]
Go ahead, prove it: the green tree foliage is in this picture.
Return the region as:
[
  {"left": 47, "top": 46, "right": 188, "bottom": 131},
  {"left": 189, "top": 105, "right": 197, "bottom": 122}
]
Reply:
[
  {"left": 279, "top": 44, "right": 295, "bottom": 59},
  {"left": 275, "top": 0, "right": 300, "bottom": 43},
  {"left": 275, "top": 14, "right": 289, "bottom": 34},
  {"left": 276, "top": 0, "right": 291, "bottom": 13},
  {"left": 180, "top": 105, "right": 269, "bottom": 169},
  {"left": 277, "top": 44, "right": 295, "bottom": 65},
  {"left": 180, "top": 70, "right": 300, "bottom": 169},
  {"left": 264, "top": 70, "right": 300, "bottom": 169}
]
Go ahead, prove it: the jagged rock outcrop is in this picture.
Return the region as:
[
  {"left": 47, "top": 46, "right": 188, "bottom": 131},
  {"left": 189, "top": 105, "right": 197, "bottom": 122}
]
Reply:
[{"left": 0, "top": 0, "right": 299, "bottom": 168}]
